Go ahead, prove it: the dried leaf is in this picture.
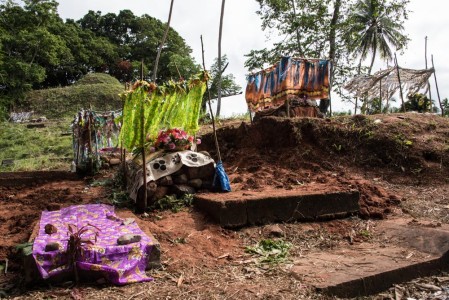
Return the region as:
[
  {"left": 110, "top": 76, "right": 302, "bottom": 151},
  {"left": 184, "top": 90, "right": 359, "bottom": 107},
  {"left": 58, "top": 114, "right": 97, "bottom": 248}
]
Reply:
[
  {"left": 177, "top": 274, "right": 184, "bottom": 287},
  {"left": 415, "top": 282, "right": 442, "bottom": 292}
]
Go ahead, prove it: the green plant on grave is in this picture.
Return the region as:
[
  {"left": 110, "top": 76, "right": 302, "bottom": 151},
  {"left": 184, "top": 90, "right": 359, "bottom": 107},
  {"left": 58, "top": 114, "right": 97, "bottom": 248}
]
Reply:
[
  {"left": 15, "top": 242, "right": 33, "bottom": 256},
  {"left": 245, "top": 239, "right": 292, "bottom": 264},
  {"left": 152, "top": 194, "right": 194, "bottom": 213}
]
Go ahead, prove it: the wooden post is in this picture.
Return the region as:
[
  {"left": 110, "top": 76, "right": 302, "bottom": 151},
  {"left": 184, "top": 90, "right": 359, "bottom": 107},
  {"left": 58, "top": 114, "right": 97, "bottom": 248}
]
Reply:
[
  {"left": 137, "top": 59, "right": 147, "bottom": 213},
  {"left": 328, "top": 60, "right": 333, "bottom": 117},
  {"left": 75, "top": 112, "right": 82, "bottom": 166},
  {"left": 425, "top": 36, "right": 433, "bottom": 111},
  {"left": 201, "top": 36, "right": 222, "bottom": 162},
  {"left": 386, "top": 86, "right": 390, "bottom": 113},
  {"left": 394, "top": 53, "right": 406, "bottom": 113},
  {"left": 152, "top": 0, "right": 175, "bottom": 82},
  {"left": 215, "top": 0, "right": 226, "bottom": 119},
  {"left": 431, "top": 55, "right": 444, "bottom": 116},
  {"left": 379, "top": 76, "right": 382, "bottom": 113},
  {"left": 121, "top": 98, "right": 127, "bottom": 189},
  {"left": 87, "top": 111, "right": 94, "bottom": 174}
]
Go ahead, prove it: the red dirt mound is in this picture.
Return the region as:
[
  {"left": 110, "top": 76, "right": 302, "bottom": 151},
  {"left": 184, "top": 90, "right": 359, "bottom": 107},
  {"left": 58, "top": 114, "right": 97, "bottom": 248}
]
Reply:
[{"left": 199, "top": 113, "right": 448, "bottom": 219}]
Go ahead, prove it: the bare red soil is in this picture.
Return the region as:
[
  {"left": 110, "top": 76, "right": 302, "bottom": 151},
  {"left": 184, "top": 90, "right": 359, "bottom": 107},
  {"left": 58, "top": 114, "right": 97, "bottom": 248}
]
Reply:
[{"left": 2, "top": 113, "right": 449, "bottom": 299}]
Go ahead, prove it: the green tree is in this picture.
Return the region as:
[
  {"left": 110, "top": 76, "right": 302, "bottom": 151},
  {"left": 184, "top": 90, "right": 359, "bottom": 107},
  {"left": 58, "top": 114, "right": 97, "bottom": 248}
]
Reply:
[
  {"left": 402, "top": 93, "right": 432, "bottom": 113},
  {"left": 245, "top": 0, "right": 357, "bottom": 109},
  {"left": 202, "top": 55, "right": 241, "bottom": 116},
  {"left": 345, "top": 0, "right": 409, "bottom": 74},
  {"left": 0, "top": 0, "right": 69, "bottom": 110},
  {"left": 0, "top": 2, "right": 201, "bottom": 117},
  {"left": 246, "top": 0, "right": 410, "bottom": 108},
  {"left": 77, "top": 10, "right": 200, "bottom": 83}
]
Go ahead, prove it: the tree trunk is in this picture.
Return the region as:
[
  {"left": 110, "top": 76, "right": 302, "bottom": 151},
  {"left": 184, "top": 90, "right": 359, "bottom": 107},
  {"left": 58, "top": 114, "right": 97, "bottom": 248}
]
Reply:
[
  {"left": 152, "top": 0, "right": 175, "bottom": 82},
  {"left": 328, "top": 0, "right": 341, "bottom": 65},
  {"left": 291, "top": 0, "right": 304, "bottom": 57},
  {"left": 368, "top": 45, "right": 377, "bottom": 75},
  {"left": 216, "top": 0, "right": 226, "bottom": 118},
  {"left": 327, "top": 0, "right": 341, "bottom": 117}
]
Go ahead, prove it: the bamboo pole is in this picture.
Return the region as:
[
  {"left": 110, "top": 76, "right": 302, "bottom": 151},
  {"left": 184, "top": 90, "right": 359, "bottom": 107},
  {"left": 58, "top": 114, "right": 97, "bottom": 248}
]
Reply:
[
  {"left": 137, "top": 60, "right": 147, "bottom": 213},
  {"left": 379, "top": 76, "right": 382, "bottom": 113},
  {"left": 201, "top": 36, "right": 222, "bottom": 162},
  {"left": 121, "top": 94, "right": 127, "bottom": 189},
  {"left": 431, "top": 55, "right": 444, "bottom": 116},
  {"left": 215, "top": 0, "right": 226, "bottom": 118},
  {"left": 425, "top": 36, "right": 433, "bottom": 111},
  {"left": 328, "top": 60, "right": 333, "bottom": 117},
  {"left": 152, "top": 0, "right": 174, "bottom": 82},
  {"left": 87, "top": 111, "right": 93, "bottom": 174},
  {"left": 394, "top": 53, "right": 406, "bottom": 113}
]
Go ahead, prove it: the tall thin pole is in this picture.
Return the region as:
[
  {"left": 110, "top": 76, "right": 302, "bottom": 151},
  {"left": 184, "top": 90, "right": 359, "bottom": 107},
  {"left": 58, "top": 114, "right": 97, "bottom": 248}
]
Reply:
[
  {"left": 379, "top": 76, "right": 382, "bottom": 113},
  {"left": 431, "top": 55, "right": 444, "bottom": 116},
  {"left": 425, "top": 36, "right": 433, "bottom": 111},
  {"left": 201, "top": 36, "right": 222, "bottom": 162},
  {"left": 138, "top": 59, "right": 147, "bottom": 213},
  {"left": 152, "top": 0, "right": 175, "bottom": 82},
  {"left": 394, "top": 53, "right": 406, "bottom": 113},
  {"left": 328, "top": 60, "right": 333, "bottom": 117},
  {"left": 216, "top": 0, "right": 225, "bottom": 119}
]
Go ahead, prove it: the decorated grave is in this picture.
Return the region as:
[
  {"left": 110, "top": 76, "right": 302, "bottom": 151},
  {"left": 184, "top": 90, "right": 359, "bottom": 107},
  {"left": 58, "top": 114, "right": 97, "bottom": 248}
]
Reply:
[
  {"left": 72, "top": 110, "right": 121, "bottom": 174},
  {"left": 246, "top": 56, "right": 331, "bottom": 119},
  {"left": 119, "top": 72, "right": 230, "bottom": 211},
  {"left": 28, "top": 204, "right": 159, "bottom": 284}
]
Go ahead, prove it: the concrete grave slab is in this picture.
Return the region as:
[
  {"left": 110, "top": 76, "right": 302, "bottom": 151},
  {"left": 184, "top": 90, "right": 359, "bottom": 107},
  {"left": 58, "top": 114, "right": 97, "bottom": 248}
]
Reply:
[
  {"left": 291, "top": 218, "right": 449, "bottom": 297},
  {"left": 195, "top": 187, "right": 360, "bottom": 228}
]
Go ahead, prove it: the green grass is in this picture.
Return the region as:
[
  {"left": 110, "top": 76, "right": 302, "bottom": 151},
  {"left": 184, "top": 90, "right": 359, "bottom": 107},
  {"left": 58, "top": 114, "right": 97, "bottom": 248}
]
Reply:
[
  {"left": 245, "top": 239, "right": 292, "bottom": 264},
  {"left": 25, "top": 83, "right": 124, "bottom": 119},
  {"left": 74, "top": 73, "right": 122, "bottom": 86},
  {"left": 0, "top": 119, "right": 73, "bottom": 171}
]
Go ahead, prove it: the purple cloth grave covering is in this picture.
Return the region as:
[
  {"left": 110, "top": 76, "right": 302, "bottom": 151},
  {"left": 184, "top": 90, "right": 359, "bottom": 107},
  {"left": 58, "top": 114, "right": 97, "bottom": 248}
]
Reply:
[{"left": 32, "top": 204, "right": 153, "bottom": 285}]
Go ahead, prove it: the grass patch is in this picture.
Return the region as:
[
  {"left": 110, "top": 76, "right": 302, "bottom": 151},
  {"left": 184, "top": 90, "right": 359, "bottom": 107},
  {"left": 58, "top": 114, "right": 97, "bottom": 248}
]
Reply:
[
  {"left": 0, "top": 119, "right": 73, "bottom": 171},
  {"left": 245, "top": 239, "right": 292, "bottom": 264},
  {"left": 24, "top": 83, "right": 123, "bottom": 119},
  {"left": 152, "top": 194, "right": 194, "bottom": 213}
]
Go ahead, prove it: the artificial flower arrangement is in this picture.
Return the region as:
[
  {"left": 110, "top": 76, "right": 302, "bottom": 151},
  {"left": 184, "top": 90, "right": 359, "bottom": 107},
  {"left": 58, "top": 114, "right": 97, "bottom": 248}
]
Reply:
[{"left": 148, "top": 128, "right": 201, "bottom": 152}]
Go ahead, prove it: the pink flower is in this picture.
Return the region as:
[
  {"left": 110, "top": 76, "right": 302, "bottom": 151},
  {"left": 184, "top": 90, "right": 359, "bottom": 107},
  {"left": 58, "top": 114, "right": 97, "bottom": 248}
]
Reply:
[
  {"left": 196, "top": 138, "right": 202, "bottom": 145},
  {"left": 149, "top": 147, "right": 156, "bottom": 153},
  {"left": 168, "top": 143, "right": 176, "bottom": 150},
  {"left": 162, "top": 136, "right": 171, "bottom": 144}
]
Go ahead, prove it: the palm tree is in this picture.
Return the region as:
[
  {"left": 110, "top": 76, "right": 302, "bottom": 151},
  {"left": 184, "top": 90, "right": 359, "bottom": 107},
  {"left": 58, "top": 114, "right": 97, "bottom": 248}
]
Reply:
[{"left": 346, "top": 0, "right": 408, "bottom": 74}]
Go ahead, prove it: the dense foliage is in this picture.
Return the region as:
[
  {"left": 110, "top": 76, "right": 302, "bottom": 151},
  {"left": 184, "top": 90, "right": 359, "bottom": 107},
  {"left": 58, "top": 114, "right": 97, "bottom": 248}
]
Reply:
[{"left": 0, "top": 0, "right": 200, "bottom": 118}]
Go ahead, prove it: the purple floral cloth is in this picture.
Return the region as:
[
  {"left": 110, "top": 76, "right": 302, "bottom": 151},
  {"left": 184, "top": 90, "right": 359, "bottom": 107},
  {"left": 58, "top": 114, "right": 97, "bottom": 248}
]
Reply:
[{"left": 32, "top": 204, "right": 153, "bottom": 285}]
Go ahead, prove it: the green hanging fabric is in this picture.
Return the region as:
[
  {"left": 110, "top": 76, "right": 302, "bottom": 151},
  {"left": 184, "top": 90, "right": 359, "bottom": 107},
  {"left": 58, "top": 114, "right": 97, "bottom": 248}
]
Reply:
[
  {"left": 118, "top": 72, "right": 208, "bottom": 152},
  {"left": 185, "top": 81, "right": 207, "bottom": 134}
]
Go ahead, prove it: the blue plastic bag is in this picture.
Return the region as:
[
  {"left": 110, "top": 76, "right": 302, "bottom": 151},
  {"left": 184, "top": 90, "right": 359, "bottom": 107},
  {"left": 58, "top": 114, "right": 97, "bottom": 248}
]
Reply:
[{"left": 213, "top": 161, "right": 231, "bottom": 192}]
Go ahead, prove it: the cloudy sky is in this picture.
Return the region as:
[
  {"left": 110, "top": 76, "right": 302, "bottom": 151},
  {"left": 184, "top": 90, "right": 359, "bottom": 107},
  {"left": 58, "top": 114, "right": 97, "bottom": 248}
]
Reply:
[{"left": 57, "top": 0, "right": 449, "bottom": 116}]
